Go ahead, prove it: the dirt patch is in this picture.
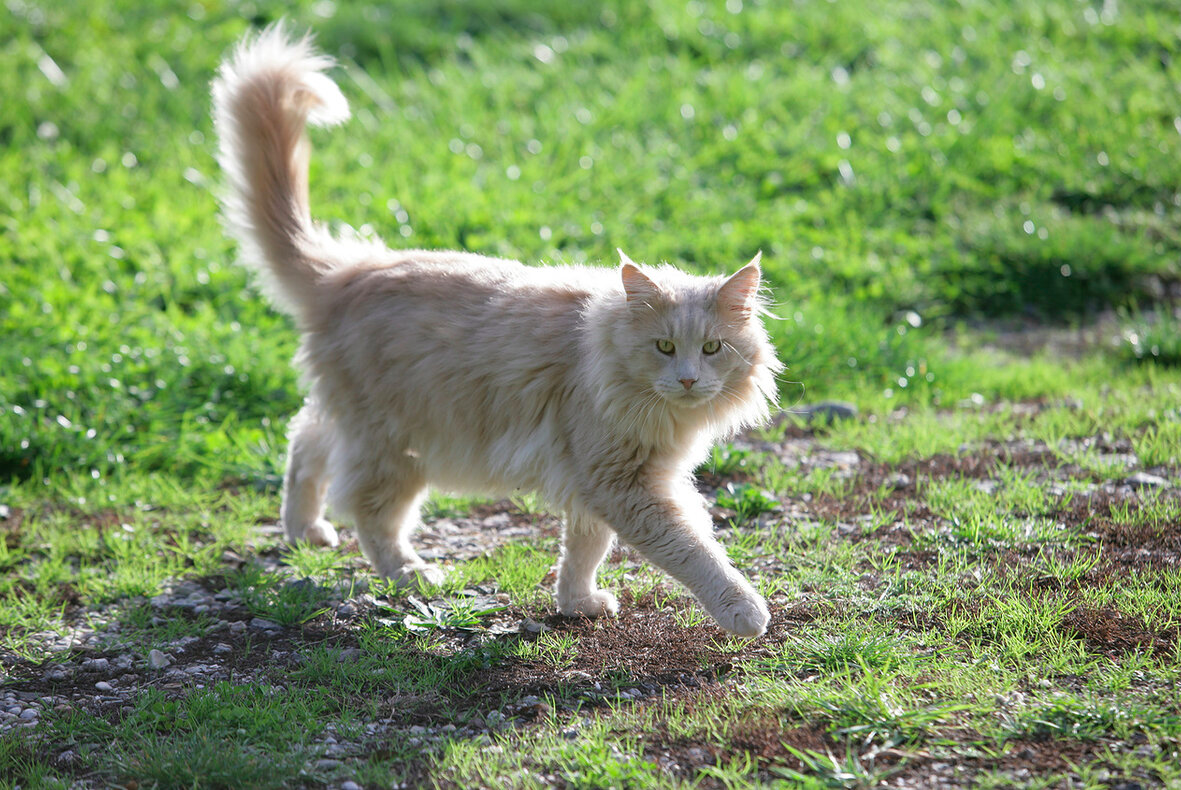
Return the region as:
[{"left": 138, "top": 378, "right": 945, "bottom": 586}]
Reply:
[
  {"left": 474, "top": 589, "right": 817, "bottom": 708},
  {"left": 910, "top": 592, "right": 1178, "bottom": 663},
  {"left": 893, "top": 737, "right": 1109, "bottom": 788},
  {"left": 643, "top": 703, "right": 838, "bottom": 786},
  {"left": 1059, "top": 604, "right": 1178, "bottom": 660}
]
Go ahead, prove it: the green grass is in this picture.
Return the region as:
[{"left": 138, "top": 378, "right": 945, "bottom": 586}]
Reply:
[{"left": 3, "top": 0, "right": 1181, "bottom": 787}]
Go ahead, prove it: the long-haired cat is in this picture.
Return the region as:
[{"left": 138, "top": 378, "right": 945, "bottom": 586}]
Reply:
[{"left": 212, "top": 25, "right": 783, "bottom": 636}]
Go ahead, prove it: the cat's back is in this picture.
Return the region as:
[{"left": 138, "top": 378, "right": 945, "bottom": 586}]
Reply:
[
  {"left": 319, "top": 249, "right": 609, "bottom": 322},
  {"left": 308, "top": 249, "right": 616, "bottom": 388}
]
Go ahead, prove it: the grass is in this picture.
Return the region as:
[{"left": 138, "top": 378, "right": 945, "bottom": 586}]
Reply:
[{"left": 2, "top": 0, "right": 1180, "bottom": 787}]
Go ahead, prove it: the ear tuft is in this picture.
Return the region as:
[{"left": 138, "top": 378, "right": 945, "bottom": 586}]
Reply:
[
  {"left": 717, "top": 253, "right": 763, "bottom": 321},
  {"left": 620, "top": 258, "right": 660, "bottom": 305}
]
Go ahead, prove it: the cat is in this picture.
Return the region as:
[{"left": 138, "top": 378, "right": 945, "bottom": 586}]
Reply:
[{"left": 212, "top": 25, "right": 783, "bottom": 636}]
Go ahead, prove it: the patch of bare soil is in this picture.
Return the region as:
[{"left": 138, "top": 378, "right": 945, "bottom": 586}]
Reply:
[
  {"left": 1059, "top": 604, "right": 1178, "bottom": 661},
  {"left": 642, "top": 702, "right": 838, "bottom": 784},
  {"left": 475, "top": 589, "right": 818, "bottom": 709},
  {"left": 891, "top": 737, "right": 1112, "bottom": 789}
]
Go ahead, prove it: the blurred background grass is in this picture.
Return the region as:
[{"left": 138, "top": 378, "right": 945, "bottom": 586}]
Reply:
[{"left": 1, "top": 0, "right": 1179, "bottom": 485}]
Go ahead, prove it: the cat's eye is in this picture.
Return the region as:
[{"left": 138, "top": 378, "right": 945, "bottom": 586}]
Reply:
[
  {"left": 656, "top": 339, "right": 675, "bottom": 355},
  {"left": 703, "top": 340, "right": 722, "bottom": 355}
]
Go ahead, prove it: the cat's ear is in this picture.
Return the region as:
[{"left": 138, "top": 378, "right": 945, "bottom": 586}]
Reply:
[
  {"left": 619, "top": 249, "right": 660, "bottom": 305},
  {"left": 717, "top": 251, "right": 763, "bottom": 322}
]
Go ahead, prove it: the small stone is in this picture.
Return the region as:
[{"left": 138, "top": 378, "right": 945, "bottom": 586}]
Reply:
[
  {"left": 213, "top": 643, "right": 233, "bottom": 655},
  {"left": 561, "top": 727, "right": 579, "bottom": 739},
  {"left": 148, "top": 650, "right": 172, "bottom": 670},
  {"left": 341, "top": 782, "right": 362, "bottom": 790},
  {"left": 228, "top": 620, "right": 247, "bottom": 634},
  {"left": 19, "top": 708, "right": 38, "bottom": 720},
  {"left": 84, "top": 657, "right": 110, "bottom": 671},
  {"left": 337, "top": 648, "right": 362, "bottom": 663},
  {"left": 249, "top": 617, "right": 281, "bottom": 631},
  {"left": 314, "top": 759, "right": 342, "bottom": 770},
  {"left": 791, "top": 400, "right": 858, "bottom": 426},
  {"left": 45, "top": 669, "right": 68, "bottom": 682},
  {"left": 887, "top": 473, "right": 912, "bottom": 490},
  {"left": 521, "top": 618, "right": 548, "bottom": 634},
  {"left": 0, "top": 504, "right": 9, "bottom": 519},
  {"left": 336, "top": 602, "right": 357, "bottom": 616},
  {"left": 94, "top": 681, "right": 114, "bottom": 692},
  {"left": 975, "top": 479, "right": 999, "bottom": 495},
  {"left": 1127, "top": 472, "right": 1169, "bottom": 488}
]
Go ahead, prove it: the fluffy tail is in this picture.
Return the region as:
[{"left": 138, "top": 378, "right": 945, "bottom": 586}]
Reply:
[{"left": 212, "top": 24, "right": 350, "bottom": 316}]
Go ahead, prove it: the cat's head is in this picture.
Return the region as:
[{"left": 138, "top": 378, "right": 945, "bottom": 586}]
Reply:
[{"left": 613, "top": 249, "right": 779, "bottom": 422}]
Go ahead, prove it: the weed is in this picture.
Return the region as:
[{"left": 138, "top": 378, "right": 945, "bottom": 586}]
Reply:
[
  {"left": 715, "top": 483, "right": 779, "bottom": 524},
  {"left": 229, "top": 565, "right": 331, "bottom": 627},
  {"left": 772, "top": 744, "right": 894, "bottom": 789},
  {"left": 510, "top": 631, "right": 579, "bottom": 669},
  {"left": 400, "top": 596, "right": 508, "bottom": 632}
]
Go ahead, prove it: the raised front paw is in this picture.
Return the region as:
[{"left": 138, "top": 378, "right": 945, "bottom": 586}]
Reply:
[
  {"left": 557, "top": 590, "right": 620, "bottom": 619},
  {"left": 710, "top": 588, "right": 770, "bottom": 637}
]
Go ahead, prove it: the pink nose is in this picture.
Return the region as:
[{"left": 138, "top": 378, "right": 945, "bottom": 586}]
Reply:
[{"left": 679, "top": 378, "right": 696, "bottom": 390}]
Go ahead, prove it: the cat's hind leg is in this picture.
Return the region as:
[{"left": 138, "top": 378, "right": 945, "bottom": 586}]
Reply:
[
  {"left": 341, "top": 457, "right": 443, "bottom": 589},
  {"left": 556, "top": 513, "right": 618, "bottom": 618},
  {"left": 281, "top": 402, "right": 339, "bottom": 547}
]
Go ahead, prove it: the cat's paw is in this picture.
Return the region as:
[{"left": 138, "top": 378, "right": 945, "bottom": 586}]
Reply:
[
  {"left": 557, "top": 590, "right": 619, "bottom": 618},
  {"left": 304, "top": 519, "right": 340, "bottom": 548},
  {"left": 710, "top": 589, "right": 770, "bottom": 637},
  {"left": 389, "top": 562, "right": 446, "bottom": 591}
]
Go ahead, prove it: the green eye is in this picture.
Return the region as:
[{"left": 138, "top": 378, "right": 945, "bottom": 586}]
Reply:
[
  {"left": 656, "top": 339, "right": 675, "bottom": 354},
  {"left": 703, "top": 340, "right": 722, "bottom": 355}
]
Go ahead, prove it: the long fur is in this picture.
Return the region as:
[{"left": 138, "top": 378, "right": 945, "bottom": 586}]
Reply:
[{"left": 212, "top": 25, "right": 784, "bottom": 636}]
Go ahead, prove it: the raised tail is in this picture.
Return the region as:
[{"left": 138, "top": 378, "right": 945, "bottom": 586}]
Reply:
[{"left": 212, "top": 24, "right": 350, "bottom": 316}]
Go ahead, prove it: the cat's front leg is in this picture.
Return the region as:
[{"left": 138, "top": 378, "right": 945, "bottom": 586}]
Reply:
[
  {"left": 555, "top": 514, "right": 619, "bottom": 618},
  {"left": 587, "top": 480, "right": 769, "bottom": 637}
]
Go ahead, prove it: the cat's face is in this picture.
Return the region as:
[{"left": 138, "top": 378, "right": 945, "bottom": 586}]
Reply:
[{"left": 618, "top": 254, "right": 766, "bottom": 412}]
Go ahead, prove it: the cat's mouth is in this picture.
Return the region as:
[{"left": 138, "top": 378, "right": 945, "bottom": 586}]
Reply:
[{"left": 662, "top": 386, "right": 719, "bottom": 407}]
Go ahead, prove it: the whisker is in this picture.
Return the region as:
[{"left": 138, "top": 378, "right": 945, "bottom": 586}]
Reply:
[{"left": 722, "top": 340, "right": 755, "bottom": 367}]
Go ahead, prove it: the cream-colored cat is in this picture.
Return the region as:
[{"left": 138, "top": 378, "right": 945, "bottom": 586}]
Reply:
[{"left": 212, "top": 26, "right": 783, "bottom": 636}]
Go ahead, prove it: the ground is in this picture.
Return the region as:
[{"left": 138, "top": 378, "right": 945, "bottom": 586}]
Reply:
[{"left": 2, "top": 394, "right": 1179, "bottom": 787}]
